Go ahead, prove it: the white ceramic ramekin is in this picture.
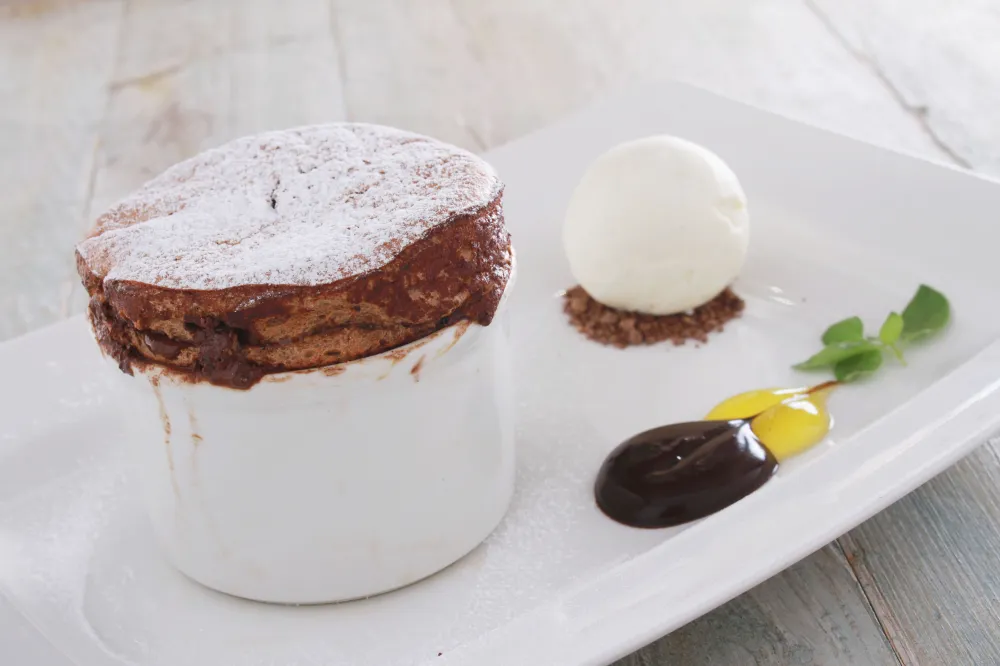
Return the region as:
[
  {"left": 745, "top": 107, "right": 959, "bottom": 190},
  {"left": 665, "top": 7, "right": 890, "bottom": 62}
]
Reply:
[{"left": 110, "top": 275, "right": 515, "bottom": 604}]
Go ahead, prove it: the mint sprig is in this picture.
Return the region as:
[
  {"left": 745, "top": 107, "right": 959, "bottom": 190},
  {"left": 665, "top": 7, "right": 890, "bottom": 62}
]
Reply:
[{"left": 793, "top": 285, "right": 950, "bottom": 382}]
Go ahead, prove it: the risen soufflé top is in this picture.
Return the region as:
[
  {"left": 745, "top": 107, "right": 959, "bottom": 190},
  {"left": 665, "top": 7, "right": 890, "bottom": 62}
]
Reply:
[{"left": 76, "top": 123, "right": 512, "bottom": 389}]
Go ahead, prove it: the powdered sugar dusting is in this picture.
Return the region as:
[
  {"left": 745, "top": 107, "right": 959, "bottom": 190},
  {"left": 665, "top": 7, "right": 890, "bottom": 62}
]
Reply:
[{"left": 77, "top": 124, "right": 502, "bottom": 290}]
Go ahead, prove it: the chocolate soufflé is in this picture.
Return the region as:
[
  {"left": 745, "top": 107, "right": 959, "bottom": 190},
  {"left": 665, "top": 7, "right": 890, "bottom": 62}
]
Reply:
[{"left": 76, "top": 124, "right": 513, "bottom": 389}]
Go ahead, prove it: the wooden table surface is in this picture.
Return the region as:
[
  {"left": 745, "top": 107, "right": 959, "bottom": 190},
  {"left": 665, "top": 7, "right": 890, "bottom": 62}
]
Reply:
[{"left": 3, "top": 1, "right": 1000, "bottom": 664}]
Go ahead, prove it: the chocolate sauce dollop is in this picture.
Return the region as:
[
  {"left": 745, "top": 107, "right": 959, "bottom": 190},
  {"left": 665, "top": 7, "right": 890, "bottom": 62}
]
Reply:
[{"left": 594, "top": 419, "right": 778, "bottom": 528}]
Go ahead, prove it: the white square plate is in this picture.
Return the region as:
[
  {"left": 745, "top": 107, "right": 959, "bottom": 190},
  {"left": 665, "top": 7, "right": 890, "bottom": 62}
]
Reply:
[{"left": 4, "top": 82, "right": 1000, "bottom": 666}]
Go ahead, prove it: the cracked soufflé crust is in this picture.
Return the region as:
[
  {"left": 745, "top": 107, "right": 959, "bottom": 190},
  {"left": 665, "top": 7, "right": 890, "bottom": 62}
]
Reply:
[{"left": 76, "top": 123, "right": 512, "bottom": 389}]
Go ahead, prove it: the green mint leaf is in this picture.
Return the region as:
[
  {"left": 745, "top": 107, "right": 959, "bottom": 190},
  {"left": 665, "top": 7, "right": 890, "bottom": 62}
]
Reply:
[
  {"left": 834, "top": 349, "right": 884, "bottom": 382},
  {"left": 901, "top": 284, "right": 950, "bottom": 342},
  {"left": 879, "top": 312, "right": 904, "bottom": 345},
  {"left": 821, "top": 316, "right": 864, "bottom": 345},
  {"left": 794, "top": 340, "right": 880, "bottom": 371}
]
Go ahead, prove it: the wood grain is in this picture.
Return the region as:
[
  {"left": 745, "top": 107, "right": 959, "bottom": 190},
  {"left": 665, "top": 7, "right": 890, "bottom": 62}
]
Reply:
[
  {"left": 807, "top": 0, "right": 1000, "bottom": 175},
  {"left": 838, "top": 438, "right": 1000, "bottom": 666},
  {"left": 329, "top": 0, "right": 493, "bottom": 149},
  {"left": 0, "top": 0, "right": 123, "bottom": 341},
  {"left": 614, "top": 544, "right": 900, "bottom": 666},
  {"left": 331, "top": 0, "right": 950, "bottom": 156}
]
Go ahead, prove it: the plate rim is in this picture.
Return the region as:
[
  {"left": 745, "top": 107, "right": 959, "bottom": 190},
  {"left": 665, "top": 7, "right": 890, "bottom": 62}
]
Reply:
[{"left": 437, "top": 339, "right": 1000, "bottom": 666}]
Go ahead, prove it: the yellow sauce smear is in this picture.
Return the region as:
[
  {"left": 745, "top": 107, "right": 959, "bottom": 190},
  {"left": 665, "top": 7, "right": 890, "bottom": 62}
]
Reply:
[{"left": 705, "top": 382, "right": 836, "bottom": 462}]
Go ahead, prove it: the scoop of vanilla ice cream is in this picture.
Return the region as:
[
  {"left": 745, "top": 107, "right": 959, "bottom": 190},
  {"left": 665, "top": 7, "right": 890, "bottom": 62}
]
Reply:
[{"left": 563, "top": 135, "right": 749, "bottom": 315}]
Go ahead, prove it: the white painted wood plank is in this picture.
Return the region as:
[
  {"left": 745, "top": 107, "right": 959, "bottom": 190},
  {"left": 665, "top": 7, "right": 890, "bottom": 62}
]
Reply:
[
  {"left": 807, "top": 0, "right": 1000, "bottom": 174},
  {"left": 331, "top": 0, "right": 950, "bottom": 160},
  {"left": 614, "top": 545, "right": 900, "bottom": 666},
  {"left": 89, "top": 39, "right": 347, "bottom": 216},
  {"left": 0, "top": 1, "right": 119, "bottom": 125},
  {"left": 111, "top": 0, "right": 334, "bottom": 83},
  {"left": 0, "top": 0, "right": 123, "bottom": 341},
  {"left": 328, "top": 0, "right": 492, "bottom": 149},
  {"left": 450, "top": 0, "right": 950, "bottom": 155}
]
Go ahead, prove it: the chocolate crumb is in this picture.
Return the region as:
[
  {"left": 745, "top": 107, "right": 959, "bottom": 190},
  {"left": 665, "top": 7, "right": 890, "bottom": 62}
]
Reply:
[{"left": 562, "top": 286, "right": 744, "bottom": 347}]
